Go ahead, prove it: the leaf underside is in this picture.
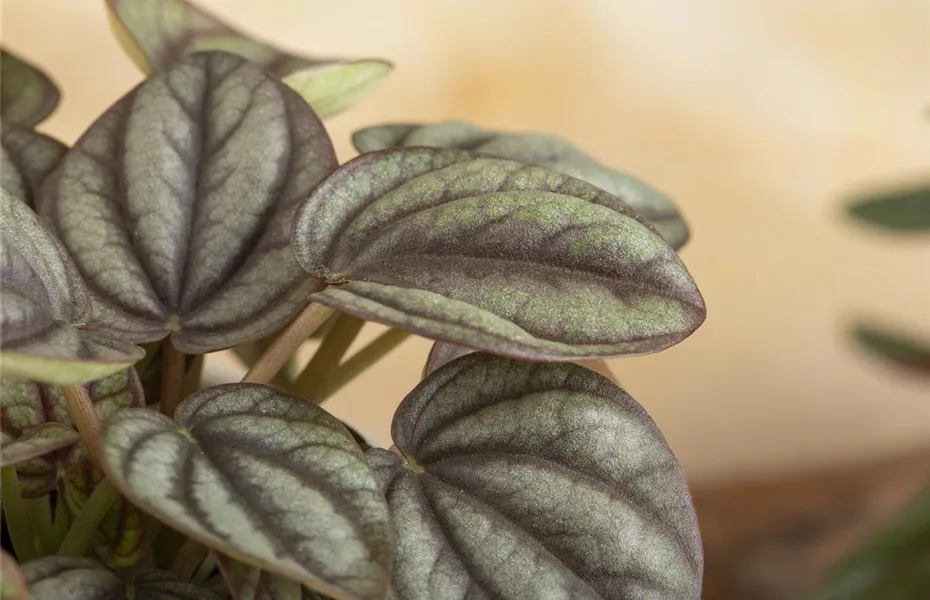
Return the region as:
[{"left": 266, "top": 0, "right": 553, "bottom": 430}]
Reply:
[
  {"left": 371, "top": 353, "right": 703, "bottom": 599},
  {"left": 0, "top": 121, "right": 68, "bottom": 210},
  {"left": 293, "top": 147, "right": 705, "bottom": 361},
  {"left": 105, "top": 0, "right": 391, "bottom": 118},
  {"left": 352, "top": 120, "right": 690, "bottom": 249},
  {"left": 0, "top": 48, "right": 60, "bottom": 127},
  {"left": 99, "top": 383, "right": 392, "bottom": 600},
  {"left": 0, "top": 191, "right": 142, "bottom": 385},
  {"left": 42, "top": 51, "right": 338, "bottom": 353},
  {"left": 846, "top": 182, "right": 930, "bottom": 232}
]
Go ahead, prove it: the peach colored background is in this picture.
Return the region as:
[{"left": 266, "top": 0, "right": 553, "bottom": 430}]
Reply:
[{"left": 3, "top": 0, "right": 929, "bottom": 483}]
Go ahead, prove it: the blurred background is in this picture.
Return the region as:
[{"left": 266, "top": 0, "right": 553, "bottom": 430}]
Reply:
[{"left": 3, "top": 0, "right": 929, "bottom": 597}]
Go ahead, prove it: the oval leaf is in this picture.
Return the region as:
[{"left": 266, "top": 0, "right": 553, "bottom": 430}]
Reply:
[
  {"left": 1, "top": 550, "right": 27, "bottom": 600},
  {"left": 0, "top": 49, "right": 60, "bottom": 127},
  {"left": 0, "top": 423, "right": 79, "bottom": 468},
  {"left": 21, "top": 557, "right": 123, "bottom": 600},
  {"left": 353, "top": 121, "right": 690, "bottom": 249},
  {"left": 105, "top": 0, "right": 391, "bottom": 118},
  {"left": 371, "top": 353, "right": 703, "bottom": 599},
  {"left": 42, "top": 51, "right": 338, "bottom": 353},
  {"left": 99, "top": 383, "right": 393, "bottom": 600},
  {"left": 853, "top": 323, "right": 930, "bottom": 376},
  {"left": 0, "top": 122, "right": 67, "bottom": 210},
  {"left": 846, "top": 182, "right": 930, "bottom": 233},
  {"left": 0, "top": 191, "right": 142, "bottom": 384},
  {"left": 293, "top": 148, "right": 705, "bottom": 361}
]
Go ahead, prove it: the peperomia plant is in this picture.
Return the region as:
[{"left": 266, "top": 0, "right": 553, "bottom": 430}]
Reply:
[{"left": 0, "top": 1, "right": 706, "bottom": 599}]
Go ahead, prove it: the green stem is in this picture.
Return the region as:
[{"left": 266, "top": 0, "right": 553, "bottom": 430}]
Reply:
[
  {"left": 294, "top": 314, "right": 365, "bottom": 399},
  {"left": 52, "top": 491, "right": 71, "bottom": 547},
  {"left": 314, "top": 328, "right": 410, "bottom": 403},
  {"left": 160, "top": 340, "right": 187, "bottom": 418},
  {"left": 24, "top": 496, "right": 55, "bottom": 556},
  {"left": 242, "top": 303, "right": 336, "bottom": 385},
  {"left": 1, "top": 467, "right": 37, "bottom": 562},
  {"left": 193, "top": 550, "right": 217, "bottom": 582},
  {"left": 170, "top": 537, "right": 208, "bottom": 578},
  {"left": 57, "top": 479, "right": 119, "bottom": 557}
]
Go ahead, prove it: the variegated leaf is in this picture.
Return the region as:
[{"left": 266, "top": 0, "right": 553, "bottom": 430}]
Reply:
[{"left": 0, "top": 122, "right": 67, "bottom": 210}]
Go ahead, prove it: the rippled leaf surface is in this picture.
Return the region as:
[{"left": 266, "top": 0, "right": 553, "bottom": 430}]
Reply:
[
  {"left": 100, "top": 383, "right": 392, "bottom": 600},
  {"left": 0, "top": 191, "right": 142, "bottom": 384},
  {"left": 293, "top": 148, "right": 705, "bottom": 361},
  {"left": 370, "top": 353, "right": 703, "bottom": 600},
  {"left": 847, "top": 182, "right": 930, "bottom": 232},
  {"left": 42, "top": 51, "right": 337, "bottom": 353},
  {"left": 105, "top": 0, "right": 391, "bottom": 118},
  {"left": 0, "top": 122, "right": 67, "bottom": 210},
  {"left": 0, "top": 423, "right": 79, "bottom": 468},
  {"left": 353, "top": 121, "right": 689, "bottom": 248},
  {"left": 0, "top": 49, "right": 60, "bottom": 127}
]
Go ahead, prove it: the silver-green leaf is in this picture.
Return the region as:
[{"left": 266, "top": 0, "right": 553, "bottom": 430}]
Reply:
[
  {"left": 0, "top": 121, "right": 67, "bottom": 210},
  {"left": 42, "top": 51, "right": 338, "bottom": 353},
  {"left": 105, "top": 0, "right": 391, "bottom": 118},
  {"left": 0, "top": 190, "right": 143, "bottom": 384},
  {"left": 422, "top": 341, "right": 474, "bottom": 378},
  {"left": 292, "top": 147, "right": 705, "bottom": 361},
  {"left": 0, "top": 49, "right": 60, "bottom": 127},
  {"left": 353, "top": 121, "right": 690, "bottom": 249},
  {"left": 99, "top": 383, "right": 392, "bottom": 600},
  {"left": 370, "top": 353, "right": 703, "bottom": 599}
]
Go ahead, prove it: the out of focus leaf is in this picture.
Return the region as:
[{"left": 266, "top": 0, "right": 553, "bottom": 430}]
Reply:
[
  {"left": 0, "top": 423, "right": 79, "bottom": 468},
  {"left": 370, "top": 353, "right": 703, "bottom": 599},
  {"left": 0, "top": 49, "right": 60, "bottom": 127},
  {"left": 105, "top": 0, "right": 391, "bottom": 117},
  {"left": 0, "top": 122, "right": 67, "bottom": 210},
  {"left": 847, "top": 183, "right": 930, "bottom": 232},
  {"left": 1, "top": 549, "right": 28, "bottom": 600},
  {"left": 854, "top": 323, "right": 930, "bottom": 376}
]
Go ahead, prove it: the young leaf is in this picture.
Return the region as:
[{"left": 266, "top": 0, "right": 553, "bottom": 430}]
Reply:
[
  {"left": 0, "top": 550, "right": 27, "bottom": 600},
  {"left": 0, "top": 49, "right": 60, "bottom": 127},
  {"left": 0, "top": 191, "right": 143, "bottom": 385},
  {"left": 42, "top": 51, "right": 338, "bottom": 354},
  {"left": 846, "top": 182, "right": 930, "bottom": 233},
  {"left": 99, "top": 383, "right": 393, "bottom": 600},
  {"left": 370, "top": 353, "right": 703, "bottom": 600},
  {"left": 853, "top": 323, "right": 930, "bottom": 376},
  {"left": 0, "top": 423, "right": 80, "bottom": 468},
  {"left": 0, "top": 122, "right": 67, "bottom": 210},
  {"left": 292, "top": 148, "right": 705, "bottom": 361},
  {"left": 353, "top": 121, "right": 690, "bottom": 249},
  {"left": 105, "top": 0, "right": 391, "bottom": 118}
]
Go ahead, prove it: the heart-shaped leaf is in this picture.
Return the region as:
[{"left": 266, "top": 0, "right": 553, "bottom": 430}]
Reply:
[
  {"left": 846, "top": 182, "right": 930, "bottom": 233},
  {"left": 1, "top": 550, "right": 27, "bottom": 600},
  {"left": 292, "top": 148, "right": 705, "bottom": 361},
  {"left": 42, "top": 51, "right": 338, "bottom": 353},
  {"left": 353, "top": 121, "right": 690, "bottom": 249},
  {"left": 370, "top": 353, "right": 703, "bottom": 599},
  {"left": 19, "top": 556, "right": 224, "bottom": 600},
  {"left": 99, "top": 383, "right": 393, "bottom": 600},
  {"left": 0, "top": 49, "right": 60, "bottom": 127},
  {"left": 105, "top": 0, "right": 391, "bottom": 118},
  {"left": 0, "top": 423, "right": 79, "bottom": 468},
  {"left": 0, "top": 191, "right": 142, "bottom": 384},
  {"left": 853, "top": 323, "right": 930, "bottom": 376},
  {"left": 0, "top": 122, "right": 67, "bottom": 210}
]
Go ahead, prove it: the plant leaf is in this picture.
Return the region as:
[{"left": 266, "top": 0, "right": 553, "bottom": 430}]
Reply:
[
  {"left": 853, "top": 323, "right": 930, "bottom": 376},
  {"left": 352, "top": 121, "right": 690, "bottom": 249},
  {"left": 0, "top": 121, "right": 67, "bottom": 210},
  {"left": 422, "top": 341, "right": 474, "bottom": 378},
  {"left": 370, "top": 353, "right": 703, "bottom": 600},
  {"left": 132, "top": 569, "right": 228, "bottom": 599},
  {"left": 104, "top": 0, "right": 391, "bottom": 118},
  {"left": 1, "top": 550, "right": 28, "bottom": 600},
  {"left": 292, "top": 147, "right": 705, "bottom": 361},
  {"left": 0, "top": 49, "right": 60, "bottom": 127},
  {"left": 41, "top": 51, "right": 338, "bottom": 353},
  {"left": 215, "top": 555, "right": 331, "bottom": 600},
  {"left": 0, "top": 191, "right": 143, "bottom": 384},
  {"left": 99, "top": 382, "right": 393, "bottom": 600},
  {"left": 20, "top": 557, "right": 124, "bottom": 600},
  {"left": 846, "top": 183, "right": 930, "bottom": 232},
  {"left": 0, "top": 423, "right": 79, "bottom": 468}
]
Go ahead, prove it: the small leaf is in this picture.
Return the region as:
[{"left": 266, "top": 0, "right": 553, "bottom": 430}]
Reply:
[
  {"left": 853, "top": 323, "right": 930, "bottom": 376},
  {"left": 0, "top": 49, "right": 60, "bottom": 127},
  {"left": 0, "top": 191, "right": 143, "bottom": 385},
  {"left": 846, "top": 183, "right": 930, "bottom": 232},
  {"left": 0, "top": 121, "right": 67, "bottom": 210},
  {"left": 0, "top": 422, "right": 79, "bottom": 468},
  {"left": 353, "top": 121, "right": 690, "bottom": 248},
  {"left": 99, "top": 383, "right": 393, "bottom": 600},
  {"left": 371, "top": 353, "right": 703, "bottom": 599},
  {"left": 105, "top": 0, "right": 391, "bottom": 118},
  {"left": 20, "top": 557, "right": 123, "bottom": 600},
  {"left": 293, "top": 148, "right": 705, "bottom": 361},
  {"left": 1, "top": 550, "right": 28, "bottom": 600},
  {"left": 422, "top": 341, "right": 474, "bottom": 377},
  {"left": 42, "top": 51, "right": 338, "bottom": 353}
]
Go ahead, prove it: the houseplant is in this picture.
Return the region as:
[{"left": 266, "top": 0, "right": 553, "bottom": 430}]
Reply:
[{"left": 0, "top": 1, "right": 707, "bottom": 598}]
